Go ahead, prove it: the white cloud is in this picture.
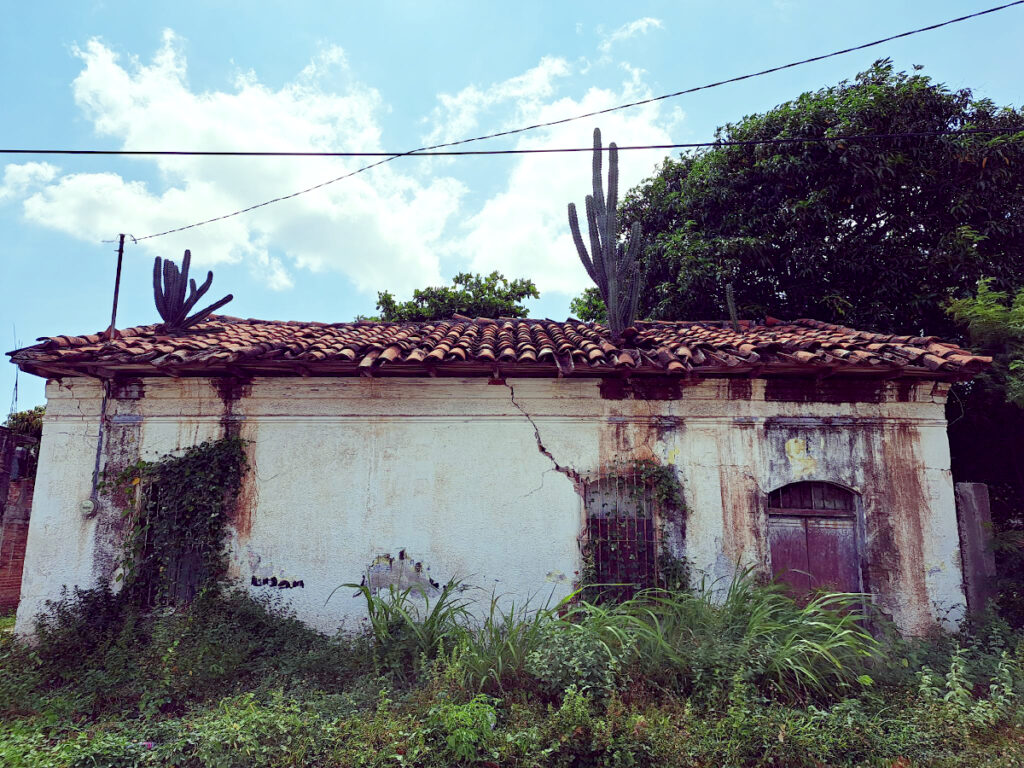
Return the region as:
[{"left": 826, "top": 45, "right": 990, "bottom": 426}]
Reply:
[
  {"left": 445, "top": 70, "right": 677, "bottom": 296},
  {"left": 5, "top": 32, "right": 680, "bottom": 307},
  {"left": 6, "top": 31, "right": 467, "bottom": 295},
  {"left": 598, "top": 17, "right": 663, "bottom": 54},
  {"left": 423, "top": 57, "right": 572, "bottom": 148},
  {"left": 0, "top": 162, "right": 58, "bottom": 201}
]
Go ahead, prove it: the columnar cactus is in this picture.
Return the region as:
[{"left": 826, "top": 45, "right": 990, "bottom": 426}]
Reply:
[
  {"left": 726, "top": 282, "right": 740, "bottom": 332},
  {"left": 153, "top": 250, "right": 233, "bottom": 332},
  {"left": 567, "top": 127, "right": 644, "bottom": 341}
]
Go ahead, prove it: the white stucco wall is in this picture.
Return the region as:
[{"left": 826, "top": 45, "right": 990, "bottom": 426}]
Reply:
[{"left": 16, "top": 375, "right": 965, "bottom": 636}]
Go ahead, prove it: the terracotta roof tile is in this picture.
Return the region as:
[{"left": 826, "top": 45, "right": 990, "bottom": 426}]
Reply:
[{"left": 7, "top": 315, "right": 991, "bottom": 380}]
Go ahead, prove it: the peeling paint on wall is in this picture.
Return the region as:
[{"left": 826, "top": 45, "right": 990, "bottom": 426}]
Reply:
[
  {"left": 599, "top": 377, "right": 683, "bottom": 400},
  {"left": 91, "top": 389, "right": 144, "bottom": 584},
  {"left": 785, "top": 438, "right": 818, "bottom": 479},
  {"left": 361, "top": 551, "right": 440, "bottom": 595}
]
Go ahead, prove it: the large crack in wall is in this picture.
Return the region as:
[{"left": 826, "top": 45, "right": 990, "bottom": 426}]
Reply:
[{"left": 503, "top": 381, "right": 583, "bottom": 488}]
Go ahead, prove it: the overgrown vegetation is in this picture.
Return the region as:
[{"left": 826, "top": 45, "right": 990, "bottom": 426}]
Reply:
[
  {"left": 104, "top": 437, "right": 248, "bottom": 607},
  {"left": 4, "top": 572, "right": 1024, "bottom": 766},
  {"left": 949, "top": 280, "right": 1024, "bottom": 625}
]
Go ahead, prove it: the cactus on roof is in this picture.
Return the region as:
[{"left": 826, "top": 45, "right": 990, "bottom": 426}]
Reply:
[
  {"left": 153, "top": 250, "right": 233, "bottom": 332},
  {"left": 567, "top": 127, "right": 644, "bottom": 341}
]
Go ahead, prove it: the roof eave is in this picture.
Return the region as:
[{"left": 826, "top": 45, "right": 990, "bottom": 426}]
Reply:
[{"left": 9, "top": 358, "right": 978, "bottom": 384}]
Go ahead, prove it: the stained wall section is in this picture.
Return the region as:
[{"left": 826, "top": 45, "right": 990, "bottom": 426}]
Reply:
[{"left": 16, "top": 375, "right": 963, "bottom": 635}]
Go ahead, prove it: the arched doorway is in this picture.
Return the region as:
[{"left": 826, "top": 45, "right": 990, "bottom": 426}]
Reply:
[{"left": 767, "top": 482, "right": 860, "bottom": 595}]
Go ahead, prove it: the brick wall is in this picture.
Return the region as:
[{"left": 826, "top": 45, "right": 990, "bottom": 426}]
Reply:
[{"left": 0, "top": 478, "right": 33, "bottom": 613}]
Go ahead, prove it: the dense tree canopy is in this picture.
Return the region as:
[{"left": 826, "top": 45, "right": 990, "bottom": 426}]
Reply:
[
  {"left": 370, "top": 272, "right": 539, "bottom": 322},
  {"left": 617, "top": 60, "right": 1024, "bottom": 337}
]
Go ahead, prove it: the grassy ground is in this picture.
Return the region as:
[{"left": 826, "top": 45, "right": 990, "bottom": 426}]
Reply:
[{"left": 2, "top": 579, "right": 1024, "bottom": 767}]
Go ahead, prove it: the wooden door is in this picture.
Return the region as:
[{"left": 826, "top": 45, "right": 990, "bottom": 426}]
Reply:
[{"left": 767, "top": 482, "right": 860, "bottom": 595}]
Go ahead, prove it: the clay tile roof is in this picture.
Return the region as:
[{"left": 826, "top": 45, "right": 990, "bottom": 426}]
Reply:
[{"left": 7, "top": 315, "right": 991, "bottom": 381}]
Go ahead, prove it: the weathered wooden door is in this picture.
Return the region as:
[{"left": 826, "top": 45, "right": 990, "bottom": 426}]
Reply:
[{"left": 767, "top": 482, "right": 860, "bottom": 595}]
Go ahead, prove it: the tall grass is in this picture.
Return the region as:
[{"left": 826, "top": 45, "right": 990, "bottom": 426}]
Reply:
[
  {"left": 344, "top": 580, "right": 471, "bottom": 681},
  {"left": 569, "top": 569, "right": 878, "bottom": 702},
  {"left": 346, "top": 570, "right": 879, "bottom": 703},
  {"left": 452, "top": 592, "right": 567, "bottom": 694}
]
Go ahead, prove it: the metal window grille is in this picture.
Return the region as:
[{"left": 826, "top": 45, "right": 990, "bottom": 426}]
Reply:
[{"left": 583, "top": 468, "right": 659, "bottom": 603}]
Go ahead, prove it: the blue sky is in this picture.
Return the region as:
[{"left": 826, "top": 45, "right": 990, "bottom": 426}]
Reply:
[{"left": 2, "top": 1, "right": 1023, "bottom": 410}]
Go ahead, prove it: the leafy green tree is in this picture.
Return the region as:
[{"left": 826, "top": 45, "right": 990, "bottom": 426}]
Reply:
[
  {"left": 949, "top": 281, "right": 1024, "bottom": 623},
  {"left": 370, "top": 272, "right": 539, "bottom": 322},
  {"left": 4, "top": 405, "right": 44, "bottom": 440},
  {"left": 613, "top": 60, "right": 1024, "bottom": 337},
  {"left": 569, "top": 287, "right": 607, "bottom": 323},
  {"left": 949, "top": 280, "right": 1024, "bottom": 405}
]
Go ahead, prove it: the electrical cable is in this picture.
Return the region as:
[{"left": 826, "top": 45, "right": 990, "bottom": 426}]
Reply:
[
  {"left": 42, "top": 0, "right": 1021, "bottom": 242},
  {"left": 4, "top": 128, "right": 1024, "bottom": 158}
]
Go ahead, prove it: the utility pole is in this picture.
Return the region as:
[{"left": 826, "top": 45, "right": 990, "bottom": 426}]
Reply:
[{"left": 106, "top": 234, "right": 126, "bottom": 340}]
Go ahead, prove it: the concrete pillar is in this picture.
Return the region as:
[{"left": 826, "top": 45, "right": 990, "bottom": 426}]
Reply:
[{"left": 955, "top": 482, "right": 997, "bottom": 613}]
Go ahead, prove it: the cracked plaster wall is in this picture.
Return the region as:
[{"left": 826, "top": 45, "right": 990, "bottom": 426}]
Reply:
[{"left": 17, "top": 375, "right": 963, "bottom": 636}]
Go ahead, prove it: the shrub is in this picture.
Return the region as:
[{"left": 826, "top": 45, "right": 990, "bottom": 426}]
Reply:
[
  {"left": 344, "top": 580, "right": 471, "bottom": 682},
  {"left": 1, "top": 586, "right": 371, "bottom": 720},
  {"left": 428, "top": 694, "right": 498, "bottom": 764},
  {"left": 525, "top": 622, "right": 624, "bottom": 700}
]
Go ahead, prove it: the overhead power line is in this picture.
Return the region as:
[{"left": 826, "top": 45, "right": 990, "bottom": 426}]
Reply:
[
  {"left": 397, "top": 0, "right": 1024, "bottom": 153},
  {"left": 91, "top": 0, "right": 1016, "bottom": 241},
  {"left": 5, "top": 128, "right": 1024, "bottom": 158}
]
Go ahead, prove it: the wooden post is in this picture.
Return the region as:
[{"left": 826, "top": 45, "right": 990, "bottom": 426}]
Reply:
[{"left": 106, "top": 234, "right": 125, "bottom": 341}]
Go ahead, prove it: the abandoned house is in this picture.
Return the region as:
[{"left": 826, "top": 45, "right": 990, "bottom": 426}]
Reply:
[{"left": 7, "top": 313, "right": 992, "bottom": 636}]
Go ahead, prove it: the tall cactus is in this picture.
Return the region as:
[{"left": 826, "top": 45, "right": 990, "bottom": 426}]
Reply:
[
  {"left": 153, "top": 250, "right": 233, "bottom": 332},
  {"left": 725, "top": 282, "right": 740, "bottom": 332},
  {"left": 568, "top": 127, "right": 644, "bottom": 341}
]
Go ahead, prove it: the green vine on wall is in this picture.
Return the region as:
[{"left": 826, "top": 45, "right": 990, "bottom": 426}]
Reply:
[
  {"left": 579, "top": 457, "right": 689, "bottom": 599},
  {"left": 583, "top": 457, "right": 685, "bottom": 519},
  {"left": 103, "top": 437, "right": 248, "bottom": 607}
]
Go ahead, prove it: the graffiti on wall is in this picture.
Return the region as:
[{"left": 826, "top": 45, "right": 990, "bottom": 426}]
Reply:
[
  {"left": 251, "top": 575, "right": 305, "bottom": 589},
  {"left": 244, "top": 547, "right": 304, "bottom": 589}
]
